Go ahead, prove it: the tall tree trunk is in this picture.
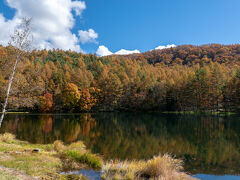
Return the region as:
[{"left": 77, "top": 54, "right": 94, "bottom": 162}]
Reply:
[
  {"left": 0, "top": 17, "right": 32, "bottom": 128},
  {"left": 0, "top": 55, "right": 20, "bottom": 127}
]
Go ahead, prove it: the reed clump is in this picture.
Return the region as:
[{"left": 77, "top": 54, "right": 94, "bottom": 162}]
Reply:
[
  {"left": 101, "top": 154, "right": 195, "bottom": 180},
  {"left": 53, "top": 140, "right": 65, "bottom": 152},
  {"left": 56, "top": 140, "right": 103, "bottom": 170},
  {"left": 65, "top": 150, "right": 102, "bottom": 170}
]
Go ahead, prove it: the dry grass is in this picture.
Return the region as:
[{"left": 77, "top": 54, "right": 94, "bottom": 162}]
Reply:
[
  {"left": 67, "top": 141, "right": 86, "bottom": 151},
  {"left": 60, "top": 174, "right": 89, "bottom": 180},
  {"left": 0, "top": 133, "right": 96, "bottom": 179},
  {"left": 0, "top": 133, "right": 15, "bottom": 143},
  {"left": 53, "top": 140, "right": 66, "bottom": 152},
  {"left": 0, "top": 168, "right": 21, "bottom": 180},
  {"left": 101, "top": 154, "right": 196, "bottom": 180},
  {"left": 137, "top": 154, "right": 183, "bottom": 178}
]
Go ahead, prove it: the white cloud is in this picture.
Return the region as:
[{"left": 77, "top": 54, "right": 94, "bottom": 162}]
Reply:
[
  {"left": 155, "top": 44, "right": 176, "bottom": 50},
  {"left": 71, "top": 1, "right": 86, "bottom": 16},
  {"left": 96, "top": 45, "right": 113, "bottom": 56},
  {"left": 96, "top": 45, "right": 140, "bottom": 57},
  {"left": 78, "top": 29, "right": 98, "bottom": 44},
  {"left": 115, "top": 49, "right": 140, "bottom": 55},
  {"left": 0, "top": 0, "right": 98, "bottom": 52}
]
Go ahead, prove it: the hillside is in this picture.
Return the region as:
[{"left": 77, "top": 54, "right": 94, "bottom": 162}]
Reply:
[
  {"left": 1, "top": 44, "right": 240, "bottom": 112},
  {"left": 113, "top": 44, "right": 240, "bottom": 66}
]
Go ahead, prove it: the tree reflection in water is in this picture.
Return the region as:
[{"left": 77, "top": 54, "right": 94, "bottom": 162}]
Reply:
[{"left": 0, "top": 113, "right": 240, "bottom": 175}]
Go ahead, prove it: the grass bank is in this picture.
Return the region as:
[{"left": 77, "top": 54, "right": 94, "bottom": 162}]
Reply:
[
  {"left": 0, "top": 133, "right": 195, "bottom": 180},
  {"left": 0, "top": 133, "right": 101, "bottom": 179}
]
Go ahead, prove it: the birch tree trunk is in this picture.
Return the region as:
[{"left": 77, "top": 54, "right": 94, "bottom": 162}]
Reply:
[
  {"left": 0, "top": 18, "right": 32, "bottom": 128},
  {"left": 0, "top": 55, "right": 20, "bottom": 127}
]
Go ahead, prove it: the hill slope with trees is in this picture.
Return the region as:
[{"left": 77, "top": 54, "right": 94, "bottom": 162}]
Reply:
[
  {"left": 1, "top": 44, "right": 240, "bottom": 112},
  {"left": 115, "top": 44, "right": 240, "bottom": 66}
]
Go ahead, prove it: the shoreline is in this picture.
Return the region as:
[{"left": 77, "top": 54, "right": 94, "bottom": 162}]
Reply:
[{"left": 1, "top": 111, "right": 238, "bottom": 115}]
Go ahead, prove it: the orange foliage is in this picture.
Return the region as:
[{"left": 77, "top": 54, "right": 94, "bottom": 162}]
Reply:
[
  {"left": 79, "top": 87, "right": 101, "bottom": 111},
  {"left": 38, "top": 92, "right": 53, "bottom": 112}
]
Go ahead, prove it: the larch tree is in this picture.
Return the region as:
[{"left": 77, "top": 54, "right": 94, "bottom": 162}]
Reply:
[{"left": 0, "top": 17, "right": 32, "bottom": 127}]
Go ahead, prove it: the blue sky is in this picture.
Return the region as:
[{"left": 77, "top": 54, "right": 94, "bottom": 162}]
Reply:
[{"left": 0, "top": 0, "right": 240, "bottom": 55}]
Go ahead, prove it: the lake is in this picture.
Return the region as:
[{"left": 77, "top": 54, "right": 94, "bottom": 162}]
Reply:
[{"left": 0, "top": 113, "right": 240, "bottom": 178}]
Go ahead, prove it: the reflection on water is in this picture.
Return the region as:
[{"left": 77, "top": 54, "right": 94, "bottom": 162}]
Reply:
[
  {"left": 0, "top": 113, "right": 240, "bottom": 176},
  {"left": 62, "top": 169, "right": 101, "bottom": 180}
]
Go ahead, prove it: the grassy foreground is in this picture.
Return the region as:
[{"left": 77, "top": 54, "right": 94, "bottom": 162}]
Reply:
[{"left": 0, "top": 133, "right": 195, "bottom": 180}]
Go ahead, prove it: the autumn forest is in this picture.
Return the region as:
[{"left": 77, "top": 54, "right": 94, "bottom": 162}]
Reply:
[{"left": 1, "top": 44, "right": 240, "bottom": 113}]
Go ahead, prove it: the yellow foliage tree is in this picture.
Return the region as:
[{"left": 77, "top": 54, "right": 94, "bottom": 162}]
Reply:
[{"left": 62, "top": 83, "right": 80, "bottom": 111}]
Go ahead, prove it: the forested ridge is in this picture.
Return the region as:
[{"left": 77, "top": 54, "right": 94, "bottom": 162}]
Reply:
[
  {"left": 115, "top": 44, "right": 240, "bottom": 65},
  {"left": 1, "top": 44, "right": 240, "bottom": 112}
]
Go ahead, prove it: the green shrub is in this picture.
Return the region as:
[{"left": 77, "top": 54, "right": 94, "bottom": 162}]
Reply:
[{"left": 65, "top": 150, "right": 102, "bottom": 170}]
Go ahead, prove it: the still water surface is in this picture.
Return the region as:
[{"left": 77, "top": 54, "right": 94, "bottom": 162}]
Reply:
[{"left": 0, "top": 113, "right": 240, "bottom": 178}]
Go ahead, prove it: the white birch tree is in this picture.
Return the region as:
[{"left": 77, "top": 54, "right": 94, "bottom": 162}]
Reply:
[{"left": 0, "top": 18, "right": 32, "bottom": 127}]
